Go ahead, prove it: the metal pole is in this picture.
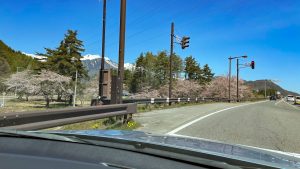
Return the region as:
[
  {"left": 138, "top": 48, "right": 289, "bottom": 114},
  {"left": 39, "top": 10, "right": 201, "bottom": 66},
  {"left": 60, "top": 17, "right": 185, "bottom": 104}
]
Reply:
[
  {"left": 99, "top": 0, "right": 106, "bottom": 98},
  {"left": 265, "top": 79, "right": 267, "bottom": 98},
  {"left": 228, "top": 57, "right": 232, "bottom": 102},
  {"left": 73, "top": 70, "right": 78, "bottom": 107},
  {"left": 169, "top": 22, "right": 174, "bottom": 103},
  {"left": 236, "top": 59, "right": 239, "bottom": 102},
  {"left": 2, "top": 92, "right": 4, "bottom": 107},
  {"left": 117, "top": 0, "right": 126, "bottom": 104}
]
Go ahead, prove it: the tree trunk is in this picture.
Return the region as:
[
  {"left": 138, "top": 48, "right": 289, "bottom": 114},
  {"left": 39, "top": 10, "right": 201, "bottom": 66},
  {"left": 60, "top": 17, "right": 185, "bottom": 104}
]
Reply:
[
  {"left": 45, "top": 95, "right": 50, "bottom": 108},
  {"left": 57, "top": 94, "right": 62, "bottom": 102},
  {"left": 69, "top": 95, "right": 73, "bottom": 106},
  {"left": 26, "top": 95, "right": 29, "bottom": 101}
]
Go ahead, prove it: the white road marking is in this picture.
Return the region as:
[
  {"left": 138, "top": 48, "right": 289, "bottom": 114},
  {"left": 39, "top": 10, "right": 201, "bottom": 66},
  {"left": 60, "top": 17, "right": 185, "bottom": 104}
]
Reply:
[
  {"left": 274, "top": 99, "right": 283, "bottom": 106},
  {"left": 166, "top": 100, "right": 268, "bottom": 135},
  {"left": 282, "top": 100, "right": 300, "bottom": 110},
  {"left": 169, "top": 133, "right": 300, "bottom": 158}
]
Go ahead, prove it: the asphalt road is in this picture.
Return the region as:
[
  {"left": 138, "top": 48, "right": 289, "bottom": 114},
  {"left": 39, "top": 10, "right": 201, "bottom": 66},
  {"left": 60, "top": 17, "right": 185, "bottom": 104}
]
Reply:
[{"left": 134, "top": 100, "right": 300, "bottom": 153}]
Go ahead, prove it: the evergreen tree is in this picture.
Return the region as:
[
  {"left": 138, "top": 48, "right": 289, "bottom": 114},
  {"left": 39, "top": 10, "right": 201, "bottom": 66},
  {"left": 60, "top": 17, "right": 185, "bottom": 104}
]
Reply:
[
  {"left": 202, "top": 64, "right": 214, "bottom": 84},
  {"left": 41, "top": 30, "right": 88, "bottom": 80},
  {"left": 0, "top": 57, "right": 10, "bottom": 77},
  {"left": 154, "top": 51, "right": 169, "bottom": 87},
  {"left": 172, "top": 53, "right": 183, "bottom": 78},
  {"left": 184, "top": 56, "right": 202, "bottom": 80},
  {"left": 129, "top": 54, "right": 145, "bottom": 93}
]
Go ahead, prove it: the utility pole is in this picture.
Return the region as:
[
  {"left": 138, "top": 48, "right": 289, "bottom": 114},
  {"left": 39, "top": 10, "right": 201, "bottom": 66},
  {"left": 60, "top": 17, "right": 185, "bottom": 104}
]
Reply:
[
  {"left": 236, "top": 59, "right": 239, "bottom": 102},
  {"left": 228, "top": 57, "right": 232, "bottom": 102},
  {"left": 169, "top": 22, "right": 174, "bottom": 102},
  {"left": 99, "top": 0, "right": 107, "bottom": 99},
  {"left": 117, "top": 0, "right": 126, "bottom": 104},
  {"left": 265, "top": 79, "right": 267, "bottom": 98},
  {"left": 73, "top": 69, "right": 78, "bottom": 107}
]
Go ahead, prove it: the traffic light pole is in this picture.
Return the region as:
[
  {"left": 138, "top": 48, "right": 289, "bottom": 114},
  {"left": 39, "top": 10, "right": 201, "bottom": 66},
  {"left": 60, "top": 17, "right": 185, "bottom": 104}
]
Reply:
[
  {"left": 117, "top": 0, "right": 126, "bottom": 104},
  {"left": 99, "top": 0, "right": 106, "bottom": 99},
  {"left": 169, "top": 22, "right": 174, "bottom": 103},
  {"left": 265, "top": 79, "right": 267, "bottom": 98}
]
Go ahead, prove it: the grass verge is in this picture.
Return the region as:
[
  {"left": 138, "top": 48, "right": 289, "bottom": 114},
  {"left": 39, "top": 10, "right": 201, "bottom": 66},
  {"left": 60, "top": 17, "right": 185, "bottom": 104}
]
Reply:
[{"left": 53, "top": 118, "right": 141, "bottom": 131}]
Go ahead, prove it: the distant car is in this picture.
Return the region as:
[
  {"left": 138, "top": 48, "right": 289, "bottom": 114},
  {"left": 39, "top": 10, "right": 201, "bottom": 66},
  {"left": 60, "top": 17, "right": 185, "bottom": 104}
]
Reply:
[
  {"left": 269, "top": 95, "right": 276, "bottom": 101},
  {"left": 295, "top": 96, "right": 300, "bottom": 104},
  {"left": 286, "top": 95, "right": 295, "bottom": 102}
]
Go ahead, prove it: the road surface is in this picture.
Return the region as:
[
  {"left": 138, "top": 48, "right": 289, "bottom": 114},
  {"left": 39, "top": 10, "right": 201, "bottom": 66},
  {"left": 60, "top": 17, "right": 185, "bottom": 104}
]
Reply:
[{"left": 134, "top": 100, "right": 300, "bottom": 153}]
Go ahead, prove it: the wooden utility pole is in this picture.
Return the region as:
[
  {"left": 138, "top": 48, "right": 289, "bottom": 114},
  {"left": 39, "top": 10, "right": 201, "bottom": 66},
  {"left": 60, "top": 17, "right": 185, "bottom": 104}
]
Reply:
[
  {"left": 228, "top": 57, "right": 232, "bottom": 102},
  {"left": 169, "top": 22, "right": 174, "bottom": 103},
  {"left": 236, "top": 59, "right": 239, "bottom": 102},
  {"left": 117, "top": 0, "right": 126, "bottom": 104},
  {"left": 99, "top": 0, "right": 106, "bottom": 98}
]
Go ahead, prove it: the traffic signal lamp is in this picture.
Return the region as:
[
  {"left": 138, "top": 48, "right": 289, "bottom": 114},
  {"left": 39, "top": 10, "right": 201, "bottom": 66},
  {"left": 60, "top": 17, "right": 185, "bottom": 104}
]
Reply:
[
  {"left": 181, "top": 36, "right": 190, "bottom": 49},
  {"left": 251, "top": 61, "right": 255, "bottom": 69}
]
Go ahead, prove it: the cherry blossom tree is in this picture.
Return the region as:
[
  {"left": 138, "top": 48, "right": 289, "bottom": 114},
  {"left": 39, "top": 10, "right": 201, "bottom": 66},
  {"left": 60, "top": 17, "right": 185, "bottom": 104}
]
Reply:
[
  {"left": 34, "top": 70, "right": 71, "bottom": 107},
  {"left": 4, "top": 70, "right": 39, "bottom": 101}
]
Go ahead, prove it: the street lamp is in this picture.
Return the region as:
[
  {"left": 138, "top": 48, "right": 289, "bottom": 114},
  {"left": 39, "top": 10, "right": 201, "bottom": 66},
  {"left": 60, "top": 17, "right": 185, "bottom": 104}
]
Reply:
[
  {"left": 71, "top": 57, "right": 78, "bottom": 107},
  {"left": 228, "top": 55, "right": 247, "bottom": 102}
]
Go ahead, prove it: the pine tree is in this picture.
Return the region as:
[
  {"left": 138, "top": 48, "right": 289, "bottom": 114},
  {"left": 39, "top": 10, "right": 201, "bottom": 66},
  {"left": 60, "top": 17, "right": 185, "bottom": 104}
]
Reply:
[
  {"left": 129, "top": 54, "right": 145, "bottom": 93},
  {"left": 154, "top": 51, "right": 169, "bottom": 87},
  {"left": 184, "top": 56, "right": 202, "bottom": 81},
  {"left": 41, "top": 30, "right": 88, "bottom": 80},
  {"left": 202, "top": 64, "right": 214, "bottom": 84}
]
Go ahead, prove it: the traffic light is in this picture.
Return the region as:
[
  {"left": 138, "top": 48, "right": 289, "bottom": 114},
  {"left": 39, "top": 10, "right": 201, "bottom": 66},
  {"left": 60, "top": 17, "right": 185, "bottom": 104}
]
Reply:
[
  {"left": 250, "top": 61, "right": 255, "bottom": 69},
  {"left": 181, "top": 36, "right": 190, "bottom": 49}
]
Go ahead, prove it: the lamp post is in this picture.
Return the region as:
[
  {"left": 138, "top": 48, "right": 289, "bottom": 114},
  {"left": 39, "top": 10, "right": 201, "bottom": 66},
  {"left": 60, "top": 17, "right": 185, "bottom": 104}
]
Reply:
[
  {"left": 71, "top": 57, "right": 78, "bottom": 107},
  {"left": 228, "top": 55, "right": 247, "bottom": 102}
]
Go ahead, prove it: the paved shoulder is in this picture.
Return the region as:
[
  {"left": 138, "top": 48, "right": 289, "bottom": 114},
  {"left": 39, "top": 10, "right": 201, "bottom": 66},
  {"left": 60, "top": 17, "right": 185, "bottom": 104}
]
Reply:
[
  {"left": 173, "top": 100, "right": 300, "bottom": 153},
  {"left": 134, "top": 102, "right": 252, "bottom": 134}
]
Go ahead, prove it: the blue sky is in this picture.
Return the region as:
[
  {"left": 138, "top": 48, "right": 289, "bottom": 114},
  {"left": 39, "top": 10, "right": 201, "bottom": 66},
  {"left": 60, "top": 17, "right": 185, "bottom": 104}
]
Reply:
[{"left": 1, "top": 0, "right": 300, "bottom": 93}]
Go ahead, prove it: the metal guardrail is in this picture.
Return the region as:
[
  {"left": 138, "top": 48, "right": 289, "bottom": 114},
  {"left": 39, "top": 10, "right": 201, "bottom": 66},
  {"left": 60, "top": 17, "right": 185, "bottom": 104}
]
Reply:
[
  {"left": 102, "top": 97, "right": 265, "bottom": 105},
  {"left": 0, "top": 103, "right": 137, "bottom": 130}
]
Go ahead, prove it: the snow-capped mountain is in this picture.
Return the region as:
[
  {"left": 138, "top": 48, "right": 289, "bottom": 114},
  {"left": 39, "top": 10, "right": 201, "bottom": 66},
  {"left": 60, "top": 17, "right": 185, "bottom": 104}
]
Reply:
[
  {"left": 81, "top": 54, "right": 134, "bottom": 70},
  {"left": 23, "top": 53, "right": 134, "bottom": 77},
  {"left": 22, "top": 52, "right": 47, "bottom": 62}
]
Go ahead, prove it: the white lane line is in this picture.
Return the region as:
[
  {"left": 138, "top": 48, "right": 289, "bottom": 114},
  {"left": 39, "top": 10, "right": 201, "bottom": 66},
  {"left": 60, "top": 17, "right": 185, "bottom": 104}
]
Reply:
[
  {"left": 274, "top": 99, "right": 283, "bottom": 106},
  {"left": 166, "top": 100, "right": 268, "bottom": 135},
  {"left": 170, "top": 133, "right": 300, "bottom": 158},
  {"left": 282, "top": 100, "right": 300, "bottom": 110}
]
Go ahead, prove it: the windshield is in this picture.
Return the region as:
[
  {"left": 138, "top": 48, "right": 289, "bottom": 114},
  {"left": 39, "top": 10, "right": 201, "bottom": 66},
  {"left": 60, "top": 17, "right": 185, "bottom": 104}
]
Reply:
[{"left": 1, "top": 0, "right": 300, "bottom": 165}]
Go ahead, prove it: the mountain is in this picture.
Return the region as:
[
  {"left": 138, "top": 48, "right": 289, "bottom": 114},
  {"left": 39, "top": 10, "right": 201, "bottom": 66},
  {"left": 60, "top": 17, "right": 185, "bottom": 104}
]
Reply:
[
  {"left": 22, "top": 53, "right": 135, "bottom": 77},
  {"left": 81, "top": 55, "right": 117, "bottom": 77},
  {"left": 0, "top": 40, "right": 39, "bottom": 72},
  {"left": 80, "top": 54, "right": 135, "bottom": 77},
  {"left": 22, "top": 52, "right": 47, "bottom": 62},
  {"left": 245, "top": 80, "right": 299, "bottom": 96},
  {"left": 81, "top": 54, "right": 134, "bottom": 77}
]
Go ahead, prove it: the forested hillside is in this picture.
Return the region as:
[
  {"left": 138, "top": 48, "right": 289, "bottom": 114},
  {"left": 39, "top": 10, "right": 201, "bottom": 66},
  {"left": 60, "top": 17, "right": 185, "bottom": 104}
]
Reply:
[{"left": 0, "top": 40, "right": 39, "bottom": 73}]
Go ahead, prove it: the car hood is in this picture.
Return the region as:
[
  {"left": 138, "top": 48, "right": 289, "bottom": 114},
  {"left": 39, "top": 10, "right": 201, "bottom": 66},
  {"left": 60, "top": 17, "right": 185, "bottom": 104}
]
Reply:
[{"left": 50, "top": 130, "right": 300, "bottom": 168}]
